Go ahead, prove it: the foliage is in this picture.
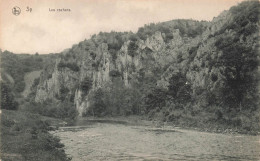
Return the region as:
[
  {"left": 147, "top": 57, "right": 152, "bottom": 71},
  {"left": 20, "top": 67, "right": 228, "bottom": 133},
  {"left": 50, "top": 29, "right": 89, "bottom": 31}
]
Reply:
[
  {"left": 1, "top": 110, "right": 70, "bottom": 161},
  {"left": 129, "top": 34, "right": 138, "bottom": 42},
  {"left": 58, "top": 85, "right": 70, "bottom": 101},
  {"left": 109, "top": 49, "right": 117, "bottom": 62},
  {"left": 215, "top": 36, "right": 258, "bottom": 109},
  {"left": 93, "top": 31, "right": 126, "bottom": 51},
  {"left": 79, "top": 77, "right": 93, "bottom": 95},
  {"left": 144, "top": 87, "right": 168, "bottom": 113},
  {"left": 214, "top": 1, "right": 259, "bottom": 110},
  {"left": 109, "top": 70, "right": 121, "bottom": 77},
  {"left": 85, "top": 79, "right": 142, "bottom": 116},
  {"left": 88, "top": 88, "right": 106, "bottom": 117},
  {"left": 128, "top": 41, "right": 138, "bottom": 57},
  {"left": 138, "top": 1, "right": 259, "bottom": 132},
  {"left": 21, "top": 100, "right": 78, "bottom": 121},
  {"left": 158, "top": 25, "right": 173, "bottom": 42},
  {"left": 136, "top": 20, "right": 207, "bottom": 41},
  {"left": 104, "top": 82, "right": 142, "bottom": 116},
  {"left": 0, "top": 50, "right": 57, "bottom": 94},
  {"left": 90, "top": 52, "right": 96, "bottom": 60},
  {"left": 0, "top": 81, "right": 18, "bottom": 110},
  {"left": 57, "top": 62, "right": 80, "bottom": 72},
  {"left": 168, "top": 72, "right": 192, "bottom": 102},
  {"left": 226, "top": 1, "right": 259, "bottom": 34}
]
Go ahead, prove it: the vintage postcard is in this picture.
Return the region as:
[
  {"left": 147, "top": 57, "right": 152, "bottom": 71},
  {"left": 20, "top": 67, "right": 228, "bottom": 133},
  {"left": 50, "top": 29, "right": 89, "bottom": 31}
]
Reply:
[{"left": 0, "top": 0, "right": 259, "bottom": 160}]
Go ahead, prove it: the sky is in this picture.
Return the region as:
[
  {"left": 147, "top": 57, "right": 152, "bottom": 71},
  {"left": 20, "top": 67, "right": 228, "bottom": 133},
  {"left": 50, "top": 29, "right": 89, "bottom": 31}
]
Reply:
[{"left": 0, "top": 0, "right": 244, "bottom": 54}]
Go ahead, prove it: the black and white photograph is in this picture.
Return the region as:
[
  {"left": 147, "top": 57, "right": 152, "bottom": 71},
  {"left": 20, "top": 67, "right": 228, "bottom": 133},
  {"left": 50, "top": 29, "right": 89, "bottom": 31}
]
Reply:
[{"left": 0, "top": 0, "right": 259, "bottom": 160}]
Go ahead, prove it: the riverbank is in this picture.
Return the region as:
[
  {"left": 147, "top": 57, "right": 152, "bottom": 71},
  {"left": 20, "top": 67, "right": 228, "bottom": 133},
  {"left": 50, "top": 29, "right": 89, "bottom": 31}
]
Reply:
[
  {"left": 0, "top": 109, "right": 70, "bottom": 161},
  {"left": 74, "top": 115, "right": 260, "bottom": 135}
]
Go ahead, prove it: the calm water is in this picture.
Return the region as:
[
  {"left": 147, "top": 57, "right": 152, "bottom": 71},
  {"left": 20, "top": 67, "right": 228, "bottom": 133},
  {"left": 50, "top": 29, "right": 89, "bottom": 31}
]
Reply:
[{"left": 52, "top": 120, "right": 260, "bottom": 161}]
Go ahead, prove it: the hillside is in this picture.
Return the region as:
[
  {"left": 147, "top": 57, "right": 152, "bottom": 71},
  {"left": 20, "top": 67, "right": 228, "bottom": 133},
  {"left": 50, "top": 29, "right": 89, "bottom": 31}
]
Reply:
[
  {"left": 1, "top": 1, "right": 259, "bottom": 133},
  {"left": 0, "top": 110, "right": 70, "bottom": 161},
  {"left": 0, "top": 51, "right": 59, "bottom": 110},
  {"left": 0, "top": 51, "right": 58, "bottom": 94}
]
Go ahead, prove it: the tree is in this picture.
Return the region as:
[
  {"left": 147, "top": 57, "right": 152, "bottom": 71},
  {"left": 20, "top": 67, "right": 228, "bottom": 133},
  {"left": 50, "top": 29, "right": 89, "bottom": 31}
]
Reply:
[
  {"left": 79, "top": 77, "right": 93, "bottom": 95},
  {"left": 168, "top": 72, "right": 191, "bottom": 102},
  {"left": 144, "top": 87, "right": 168, "bottom": 112},
  {"left": 128, "top": 41, "right": 138, "bottom": 57},
  {"left": 58, "top": 85, "right": 70, "bottom": 101},
  {"left": 89, "top": 88, "right": 106, "bottom": 117},
  {"left": 215, "top": 35, "right": 258, "bottom": 110},
  {"left": 0, "top": 82, "right": 18, "bottom": 110}
]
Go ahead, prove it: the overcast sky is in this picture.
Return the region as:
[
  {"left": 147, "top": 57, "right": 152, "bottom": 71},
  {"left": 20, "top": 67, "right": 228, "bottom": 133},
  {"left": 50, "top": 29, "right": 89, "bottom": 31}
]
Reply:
[{"left": 0, "top": 0, "right": 243, "bottom": 54}]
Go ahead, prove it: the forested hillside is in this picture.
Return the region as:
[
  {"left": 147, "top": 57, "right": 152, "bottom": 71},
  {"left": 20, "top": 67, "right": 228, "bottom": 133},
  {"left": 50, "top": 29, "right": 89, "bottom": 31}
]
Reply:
[
  {"left": 0, "top": 51, "right": 58, "bottom": 110},
  {"left": 1, "top": 1, "right": 259, "bottom": 133}
]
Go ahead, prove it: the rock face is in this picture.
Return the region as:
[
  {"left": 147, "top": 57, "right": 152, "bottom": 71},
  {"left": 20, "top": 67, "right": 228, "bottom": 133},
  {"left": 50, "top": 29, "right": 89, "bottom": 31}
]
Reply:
[
  {"left": 145, "top": 31, "right": 165, "bottom": 52},
  {"left": 36, "top": 28, "right": 192, "bottom": 116},
  {"left": 34, "top": 1, "right": 259, "bottom": 116},
  {"left": 35, "top": 31, "right": 173, "bottom": 115}
]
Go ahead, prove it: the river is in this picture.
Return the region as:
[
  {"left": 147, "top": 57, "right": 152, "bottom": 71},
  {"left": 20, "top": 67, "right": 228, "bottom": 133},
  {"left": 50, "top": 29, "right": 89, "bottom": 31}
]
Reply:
[{"left": 52, "top": 119, "right": 260, "bottom": 161}]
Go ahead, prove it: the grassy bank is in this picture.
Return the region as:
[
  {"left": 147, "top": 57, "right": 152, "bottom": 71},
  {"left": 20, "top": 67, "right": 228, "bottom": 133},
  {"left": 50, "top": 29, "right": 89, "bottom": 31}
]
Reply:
[{"left": 0, "top": 109, "right": 70, "bottom": 161}]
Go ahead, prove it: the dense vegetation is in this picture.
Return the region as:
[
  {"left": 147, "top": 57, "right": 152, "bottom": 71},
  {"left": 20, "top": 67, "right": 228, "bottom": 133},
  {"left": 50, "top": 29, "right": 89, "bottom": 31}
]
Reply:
[
  {"left": 0, "top": 110, "right": 70, "bottom": 161},
  {"left": 20, "top": 100, "right": 78, "bottom": 123},
  {"left": 79, "top": 1, "right": 259, "bottom": 133},
  {"left": 0, "top": 50, "right": 58, "bottom": 94},
  {"left": 0, "top": 81, "right": 18, "bottom": 110},
  {"left": 0, "top": 52, "right": 72, "bottom": 160},
  {"left": 137, "top": 19, "right": 208, "bottom": 40},
  {"left": 57, "top": 62, "right": 80, "bottom": 72},
  {"left": 214, "top": 0, "right": 259, "bottom": 111},
  {"left": 86, "top": 79, "right": 142, "bottom": 117}
]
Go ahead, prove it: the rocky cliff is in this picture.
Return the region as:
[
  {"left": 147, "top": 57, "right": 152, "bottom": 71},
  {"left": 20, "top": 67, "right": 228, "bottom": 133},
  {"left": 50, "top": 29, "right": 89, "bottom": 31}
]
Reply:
[
  {"left": 33, "top": 0, "right": 259, "bottom": 122},
  {"left": 35, "top": 30, "right": 183, "bottom": 115}
]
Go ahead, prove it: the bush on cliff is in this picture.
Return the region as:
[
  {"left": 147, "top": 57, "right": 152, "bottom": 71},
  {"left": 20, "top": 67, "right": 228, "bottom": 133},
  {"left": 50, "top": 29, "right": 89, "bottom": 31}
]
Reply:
[
  {"left": 79, "top": 77, "right": 93, "bottom": 95},
  {"left": 57, "top": 62, "right": 80, "bottom": 72},
  {"left": 128, "top": 41, "right": 139, "bottom": 57}
]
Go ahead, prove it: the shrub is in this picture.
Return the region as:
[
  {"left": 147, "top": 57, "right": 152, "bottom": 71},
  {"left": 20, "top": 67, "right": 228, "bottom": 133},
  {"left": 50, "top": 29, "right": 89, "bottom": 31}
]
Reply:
[
  {"left": 57, "top": 62, "right": 80, "bottom": 72},
  {"left": 79, "top": 77, "right": 93, "bottom": 95},
  {"left": 137, "top": 27, "right": 147, "bottom": 40},
  {"left": 88, "top": 88, "right": 106, "bottom": 117},
  {"left": 168, "top": 72, "right": 191, "bottom": 102},
  {"left": 128, "top": 42, "right": 138, "bottom": 57},
  {"left": 0, "top": 82, "right": 18, "bottom": 110},
  {"left": 108, "top": 43, "right": 121, "bottom": 51},
  {"left": 211, "top": 73, "right": 218, "bottom": 82},
  {"left": 14, "top": 81, "right": 26, "bottom": 93},
  {"left": 144, "top": 88, "right": 168, "bottom": 112},
  {"left": 22, "top": 100, "right": 78, "bottom": 120},
  {"left": 215, "top": 33, "right": 258, "bottom": 110},
  {"left": 1, "top": 110, "right": 71, "bottom": 161},
  {"left": 58, "top": 85, "right": 70, "bottom": 101},
  {"left": 109, "top": 70, "right": 121, "bottom": 77},
  {"left": 109, "top": 49, "right": 117, "bottom": 62},
  {"left": 129, "top": 34, "right": 138, "bottom": 42},
  {"left": 90, "top": 52, "right": 96, "bottom": 60},
  {"left": 47, "top": 73, "right": 52, "bottom": 79}
]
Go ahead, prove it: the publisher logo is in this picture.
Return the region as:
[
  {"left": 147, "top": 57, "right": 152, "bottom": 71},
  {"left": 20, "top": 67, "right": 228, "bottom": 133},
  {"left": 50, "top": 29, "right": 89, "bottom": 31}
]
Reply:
[{"left": 12, "top": 6, "right": 21, "bottom": 16}]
